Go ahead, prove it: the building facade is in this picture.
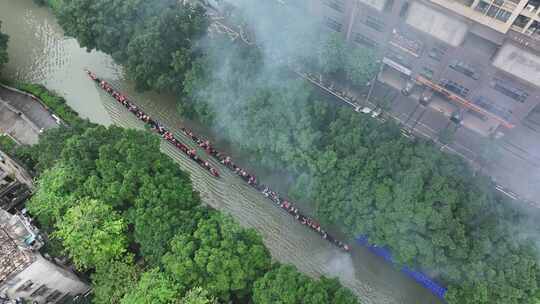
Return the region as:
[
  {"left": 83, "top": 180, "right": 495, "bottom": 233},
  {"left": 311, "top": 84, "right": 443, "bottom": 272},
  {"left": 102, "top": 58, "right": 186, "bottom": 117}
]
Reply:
[
  {"left": 0, "top": 208, "right": 90, "bottom": 304},
  {"left": 0, "top": 150, "right": 32, "bottom": 212},
  {"left": 300, "top": 0, "right": 540, "bottom": 135}
]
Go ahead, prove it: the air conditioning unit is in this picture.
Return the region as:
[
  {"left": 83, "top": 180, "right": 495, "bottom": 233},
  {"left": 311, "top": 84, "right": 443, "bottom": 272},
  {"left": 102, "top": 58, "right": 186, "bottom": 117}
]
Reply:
[{"left": 526, "top": 4, "right": 535, "bottom": 11}]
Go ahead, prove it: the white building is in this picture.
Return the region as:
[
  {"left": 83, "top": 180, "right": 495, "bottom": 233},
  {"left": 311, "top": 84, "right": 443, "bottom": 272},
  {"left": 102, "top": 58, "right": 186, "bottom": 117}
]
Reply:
[{"left": 0, "top": 208, "right": 90, "bottom": 303}]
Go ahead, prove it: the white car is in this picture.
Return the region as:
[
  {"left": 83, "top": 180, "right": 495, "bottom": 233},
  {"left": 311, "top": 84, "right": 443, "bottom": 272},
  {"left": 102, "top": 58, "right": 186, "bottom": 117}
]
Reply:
[
  {"left": 355, "top": 106, "right": 372, "bottom": 114},
  {"left": 371, "top": 109, "right": 382, "bottom": 118}
]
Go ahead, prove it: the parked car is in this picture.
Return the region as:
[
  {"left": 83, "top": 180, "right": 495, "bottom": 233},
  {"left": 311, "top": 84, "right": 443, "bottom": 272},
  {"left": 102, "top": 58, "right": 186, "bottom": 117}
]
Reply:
[
  {"left": 401, "top": 80, "right": 415, "bottom": 96},
  {"left": 419, "top": 89, "right": 433, "bottom": 106},
  {"left": 450, "top": 112, "right": 462, "bottom": 124},
  {"left": 371, "top": 108, "right": 382, "bottom": 118},
  {"left": 355, "top": 106, "right": 372, "bottom": 114}
]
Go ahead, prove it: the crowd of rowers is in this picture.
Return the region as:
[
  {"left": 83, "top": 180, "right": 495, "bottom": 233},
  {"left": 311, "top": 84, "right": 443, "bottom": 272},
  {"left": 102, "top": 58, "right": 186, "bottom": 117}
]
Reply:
[
  {"left": 85, "top": 70, "right": 220, "bottom": 177},
  {"left": 180, "top": 127, "right": 351, "bottom": 252},
  {"left": 86, "top": 69, "right": 349, "bottom": 252}
]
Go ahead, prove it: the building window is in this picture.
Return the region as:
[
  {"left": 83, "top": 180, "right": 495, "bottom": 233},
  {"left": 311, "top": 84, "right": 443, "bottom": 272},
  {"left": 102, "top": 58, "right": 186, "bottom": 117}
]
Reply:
[
  {"left": 57, "top": 294, "right": 74, "bottom": 304},
  {"left": 440, "top": 79, "right": 470, "bottom": 97},
  {"left": 386, "top": 50, "right": 412, "bottom": 69},
  {"left": 475, "top": 0, "right": 512, "bottom": 22},
  {"left": 496, "top": 9, "right": 511, "bottom": 22},
  {"left": 46, "top": 290, "right": 64, "bottom": 303},
  {"left": 30, "top": 284, "right": 50, "bottom": 297},
  {"left": 449, "top": 60, "right": 480, "bottom": 80},
  {"left": 512, "top": 15, "right": 531, "bottom": 29},
  {"left": 390, "top": 29, "right": 423, "bottom": 56},
  {"left": 16, "top": 280, "right": 34, "bottom": 292},
  {"left": 324, "top": 16, "right": 343, "bottom": 32},
  {"left": 491, "top": 78, "right": 529, "bottom": 102},
  {"left": 354, "top": 33, "right": 378, "bottom": 48},
  {"left": 365, "top": 16, "right": 385, "bottom": 32},
  {"left": 475, "top": 1, "right": 490, "bottom": 14},
  {"left": 323, "top": 0, "right": 345, "bottom": 13}
]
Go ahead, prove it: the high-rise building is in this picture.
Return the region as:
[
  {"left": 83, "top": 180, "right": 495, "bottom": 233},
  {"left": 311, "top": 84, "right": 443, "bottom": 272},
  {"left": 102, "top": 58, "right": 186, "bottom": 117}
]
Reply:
[{"left": 309, "top": 0, "right": 540, "bottom": 135}]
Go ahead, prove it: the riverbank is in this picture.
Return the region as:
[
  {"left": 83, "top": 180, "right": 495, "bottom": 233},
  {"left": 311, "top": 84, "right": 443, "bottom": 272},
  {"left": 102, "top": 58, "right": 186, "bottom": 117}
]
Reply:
[{"left": 1, "top": 81, "right": 80, "bottom": 125}]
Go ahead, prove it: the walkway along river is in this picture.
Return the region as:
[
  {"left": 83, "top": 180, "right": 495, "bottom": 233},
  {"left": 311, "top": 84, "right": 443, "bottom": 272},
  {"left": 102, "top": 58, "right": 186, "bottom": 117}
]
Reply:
[{"left": 0, "top": 1, "right": 442, "bottom": 303}]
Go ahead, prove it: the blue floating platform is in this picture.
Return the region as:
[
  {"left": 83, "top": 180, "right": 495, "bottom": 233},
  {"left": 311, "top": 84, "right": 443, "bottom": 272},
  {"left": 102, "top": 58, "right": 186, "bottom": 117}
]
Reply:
[{"left": 355, "top": 235, "right": 447, "bottom": 300}]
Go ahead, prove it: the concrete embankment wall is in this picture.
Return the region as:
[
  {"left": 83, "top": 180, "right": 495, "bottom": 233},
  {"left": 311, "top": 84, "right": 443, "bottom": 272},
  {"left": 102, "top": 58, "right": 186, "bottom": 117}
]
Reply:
[{"left": 0, "top": 84, "right": 58, "bottom": 145}]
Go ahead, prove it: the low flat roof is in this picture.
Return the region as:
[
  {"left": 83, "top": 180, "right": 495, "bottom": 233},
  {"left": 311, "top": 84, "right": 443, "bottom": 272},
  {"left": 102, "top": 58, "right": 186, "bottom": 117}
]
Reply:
[
  {"left": 406, "top": 2, "right": 468, "bottom": 47},
  {"left": 492, "top": 43, "right": 540, "bottom": 87}
]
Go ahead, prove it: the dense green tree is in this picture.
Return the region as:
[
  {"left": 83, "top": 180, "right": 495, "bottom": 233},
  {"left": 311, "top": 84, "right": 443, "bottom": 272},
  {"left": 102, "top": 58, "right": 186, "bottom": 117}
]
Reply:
[
  {"left": 121, "top": 268, "right": 181, "bottom": 304},
  {"left": 252, "top": 265, "right": 357, "bottom": 304},
  {"left": 55, "top": 198, "right": 128, "bottom": 270},
  {"left": 125, "top": 3, "right": 208, "bottom": 91},
  {"left": 0, "top": 21, "right": 8, "bottom": 69},
  {"left": 91, "top": 255, "right": 141, "bottom": 304},
  {"left": 317, "top": 33, "right": 346, "bottom": 75},
  {"left": 56, "top": 0, "right": 145, "bottom": 60},
  {"left": 181, "top": 288, "right": 217, "bottom": 304},
  {"left": 344, "top": 46, "right": 379, "bottom": 86},
  {"left": 162, "top": 212, "right": 271, "bottom": 301},
  {"left": 26, "top": 165, "right": 83, "bottom": 231},
  {"left": 56, "top": 0, "right": 207, "bottom": 92},
  {"left": 13, "top": 120, "right": 94, "bottom": 175},
  {"left": 33, "top": 125, "right": 204, "bottom": 264}
]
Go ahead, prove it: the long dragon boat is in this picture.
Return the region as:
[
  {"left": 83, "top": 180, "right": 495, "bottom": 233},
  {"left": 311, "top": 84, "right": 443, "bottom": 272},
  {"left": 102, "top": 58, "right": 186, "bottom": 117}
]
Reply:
[
  {"left": 86, "top": 69, "right": 349, "bottom": 252},
  {"left": 85, "top": 69, "right": 220, "bottom": 178},
  {"left": 179, "top": 130, "right": 351, "bottom": 252}
]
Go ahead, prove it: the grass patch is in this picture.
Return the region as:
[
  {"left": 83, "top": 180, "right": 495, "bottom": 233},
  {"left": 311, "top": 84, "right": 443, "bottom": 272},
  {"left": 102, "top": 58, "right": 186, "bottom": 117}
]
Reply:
[{"left": 15, "top": 83, "right": 81, "bottom": 125}]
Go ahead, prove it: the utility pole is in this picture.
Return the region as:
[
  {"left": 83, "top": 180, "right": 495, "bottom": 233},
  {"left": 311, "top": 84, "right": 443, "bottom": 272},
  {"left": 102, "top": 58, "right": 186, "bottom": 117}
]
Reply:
[
  {"left": 410, "top": 107, "right": 427, "bottom": 133},
  {"left": 365, "top": 60, "right": 384, "bottom": 108}
]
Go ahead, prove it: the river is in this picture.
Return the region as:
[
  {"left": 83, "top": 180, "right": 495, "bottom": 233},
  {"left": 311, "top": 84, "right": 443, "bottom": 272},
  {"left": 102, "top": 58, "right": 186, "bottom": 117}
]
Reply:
[{"left": 0, "top": 1, "right": 441, "bottom": 303}]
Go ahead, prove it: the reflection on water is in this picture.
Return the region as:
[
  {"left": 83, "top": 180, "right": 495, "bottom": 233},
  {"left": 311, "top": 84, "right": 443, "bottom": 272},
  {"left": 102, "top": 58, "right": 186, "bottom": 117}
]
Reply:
[{"left": 0, "top": 1, "right": 442, "bottom": 303}]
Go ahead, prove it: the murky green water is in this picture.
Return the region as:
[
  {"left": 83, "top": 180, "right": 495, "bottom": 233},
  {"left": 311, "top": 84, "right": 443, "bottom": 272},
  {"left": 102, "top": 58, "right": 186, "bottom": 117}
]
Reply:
[{"left": 0, "top": 1, "right": 442, "bottom": 303}]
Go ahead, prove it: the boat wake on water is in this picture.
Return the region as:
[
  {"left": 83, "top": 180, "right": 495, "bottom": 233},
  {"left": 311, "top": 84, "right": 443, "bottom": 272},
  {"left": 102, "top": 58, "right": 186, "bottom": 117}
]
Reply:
[{"left": 85, "top": 69, "right": 350, "bottom": 252}]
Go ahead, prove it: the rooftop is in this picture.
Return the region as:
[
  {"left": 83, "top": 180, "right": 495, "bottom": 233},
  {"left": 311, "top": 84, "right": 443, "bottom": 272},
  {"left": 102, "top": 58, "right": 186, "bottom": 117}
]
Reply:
[{"left": 0, "top": 209, "right": 42, "bottom": 284}]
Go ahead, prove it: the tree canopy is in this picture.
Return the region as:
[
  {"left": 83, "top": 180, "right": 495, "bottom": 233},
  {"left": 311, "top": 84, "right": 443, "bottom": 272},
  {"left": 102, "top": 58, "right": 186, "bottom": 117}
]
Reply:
[
  {"left": 54, "top": 198, "right": 128, "bottom": 270},
  {"left": 0, "top": 21, "right": 8, "bottom": 69},
  {"left": 120, "top": 268, "right": 181, "bottom": 304},
  {"left": 56, "top": 0, "right": 207, "bottom": 91},
  {"left": 91, "top": 255, "right": 140, "bottom": 304},
  {"left": 27, "top": 124, "right": 356, "bottom": 303},
  {"left": 252, "top": 265, "right": 357, "bottom": 304},
  {"left": 162, "top": 212, "right": 272, "bottom": 301}
]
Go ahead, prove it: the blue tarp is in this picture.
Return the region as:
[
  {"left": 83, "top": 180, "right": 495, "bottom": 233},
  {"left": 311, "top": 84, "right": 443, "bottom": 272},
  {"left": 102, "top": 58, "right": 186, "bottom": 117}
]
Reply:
[{"left": 355, "top": 235, "right": 447, "bottom": 300}]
